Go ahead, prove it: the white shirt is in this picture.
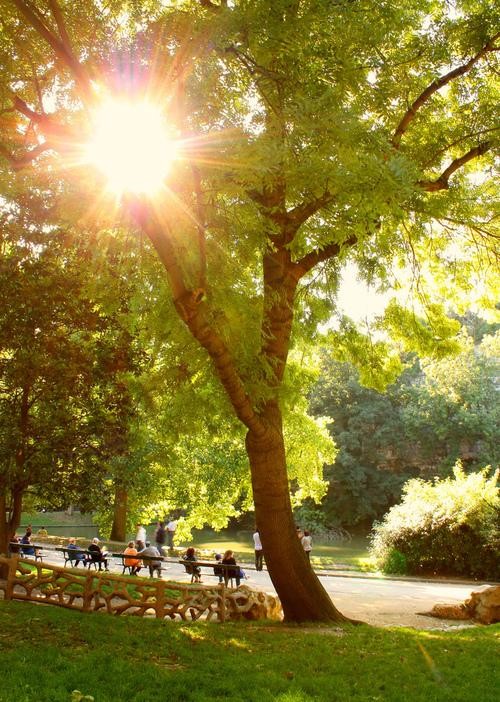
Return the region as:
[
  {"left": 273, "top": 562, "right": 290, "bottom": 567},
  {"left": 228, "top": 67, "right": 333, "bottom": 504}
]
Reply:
[
  {"left": 136, "top": 526, "right": 146, "bottom": 542},
  {"left": 253, "top": 532, "right": 263, "bottom": 550},
  {"left": 167, "top": 520, "right": 177, "bottom": 532},
  {"left": 301, "top": 535, "right": 312, "bottom": 552}
]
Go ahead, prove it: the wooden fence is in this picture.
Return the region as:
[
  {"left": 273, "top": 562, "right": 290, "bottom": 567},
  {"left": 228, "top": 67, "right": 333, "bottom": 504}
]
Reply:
[
  {"left": 0, "top": 555, "right": 227, "bottom": 621},
  {"left": 0, "top": 555, "right": 282, "bottom": 622}
]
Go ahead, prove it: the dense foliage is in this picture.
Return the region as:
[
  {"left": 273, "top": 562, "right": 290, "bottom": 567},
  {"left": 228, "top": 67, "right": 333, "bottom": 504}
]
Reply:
[
  {"left": 309, "top": 328, "right": 499, "bottom": 528},
  {"left": 370, "top": 464, "right": 500, "bottom": 578}
]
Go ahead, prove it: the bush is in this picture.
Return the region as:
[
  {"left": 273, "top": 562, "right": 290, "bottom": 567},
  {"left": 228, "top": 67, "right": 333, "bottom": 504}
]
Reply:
[
  {"left": 382, "top": 548, "right": 408, "bottom": 575},
  {"left": 370, "top": 463, "right": 500, "bottom": 579}
]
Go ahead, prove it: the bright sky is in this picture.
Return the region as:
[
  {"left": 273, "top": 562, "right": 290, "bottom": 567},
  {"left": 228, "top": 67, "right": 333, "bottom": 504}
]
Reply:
[{"left": 337, "top": 263, "right": 390, "bottom": 323}]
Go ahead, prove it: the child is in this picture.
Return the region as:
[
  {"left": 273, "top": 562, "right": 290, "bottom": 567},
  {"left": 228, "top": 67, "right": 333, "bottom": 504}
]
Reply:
[{"left": 213, "top": 553, "right": 224, "bottom": 583}]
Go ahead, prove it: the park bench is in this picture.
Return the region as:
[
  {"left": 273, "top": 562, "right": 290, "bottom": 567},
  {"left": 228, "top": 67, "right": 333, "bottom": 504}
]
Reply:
[
  {"left": 9, "top": 543, "right": 44, "bottom": 562},
  {"left": 112, "top": 552, "right": 166, "bottom": 578},
  {"left": 55, "top": 547, "right": 110, "bottom": 570},
  {"left": 178, "top": 559, "right": 240, "bottom": 587}
]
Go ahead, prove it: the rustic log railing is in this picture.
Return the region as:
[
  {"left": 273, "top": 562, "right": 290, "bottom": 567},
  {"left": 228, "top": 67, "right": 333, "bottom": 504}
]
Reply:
[
  {"left": 0, "top": 554, "right": 226, "bottom": 621},
  {"left": 0, "top": 555, "right": 282, "bottom": 622}
]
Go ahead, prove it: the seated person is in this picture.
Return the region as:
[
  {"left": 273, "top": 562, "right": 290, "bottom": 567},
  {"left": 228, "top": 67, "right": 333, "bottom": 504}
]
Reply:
[
  {"left": 123, "top": 541, "right": 141, "bottom": 575},
  {"left": 37, "top": 526, "right": 48, "bottom": 537},
  {"left": 182, "top": 547, "right": 201, "bottom": 582},
  {"left": 213, "top": 553, "right": 224, "bottom": 583},
  {"left": 9, "top": 534, "right": 21, "bottom": 554},
  {"left": 138, "top": 542, "right": 162, "bottom": 578},
  {"left": 222, "top": 550, "right": 241, "bottom": 588},
  {"left": 20, "top": 532, "right": 35, "bottom": 557},
  {"left": 67, "top": 537, "right": 87, "bottom": 566},
  {"left": 87, "top": 538, "right": 109, "bottom": 571}
]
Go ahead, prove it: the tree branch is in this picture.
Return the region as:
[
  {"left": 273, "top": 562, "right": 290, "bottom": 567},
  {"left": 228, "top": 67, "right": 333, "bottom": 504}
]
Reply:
[
  {"left": 11, "top": 0, "right": 93, "bottom": 104},
  {"left": 47, "top": 0, "right": 72, "bottom": 53},
  {"left": 287, "top": 192, "right": 335, "bottom": 233},
  {"left": 199, "top": 0, "right": 220, "bottom": 10},
  {"left": 191, "top": 163, "right": 207, "bottom": 289},
  {"left": 0, "top": 141, "right": 52, "bottom": 170},
  {"left": 392, "top": 33, "right": 500, "bottom": 148},
  {"left": 293, "top": 236, "right": 357, "bottom": 278},
  {"left": 418, "top": 142, "right": 492, "bottom": 191},
  {"left": 130, "top": 199, "right": 267, "bottom": 437}
]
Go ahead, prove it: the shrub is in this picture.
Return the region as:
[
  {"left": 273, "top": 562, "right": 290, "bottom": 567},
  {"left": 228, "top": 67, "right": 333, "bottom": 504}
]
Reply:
[
  {"left": 370, "top": 463, "right": 499, "bottom": 579},
  {"left": 382, "top": 548, "right": 408, "bottom": 575}
]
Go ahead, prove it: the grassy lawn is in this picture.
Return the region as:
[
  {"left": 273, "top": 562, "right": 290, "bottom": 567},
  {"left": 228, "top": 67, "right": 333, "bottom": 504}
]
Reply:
[
  {"left": 0, "top": 600, "right": 498, "bottom": 702},
  {"left": 190, "top": 530, "right": 372, "bottom": 569}
]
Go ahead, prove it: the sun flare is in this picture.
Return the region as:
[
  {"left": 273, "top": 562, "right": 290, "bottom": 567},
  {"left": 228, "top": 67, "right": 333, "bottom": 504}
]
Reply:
[{"left": 86, "top": 99, "right": 177, "bottom": 195}]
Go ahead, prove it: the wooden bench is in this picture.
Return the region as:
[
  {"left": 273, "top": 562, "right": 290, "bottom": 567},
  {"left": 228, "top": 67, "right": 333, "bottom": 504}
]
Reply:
[
  {"left": 178, "top": 559, "right": 241, "bottom": 587},
  {"left": 112, "top": 553, "right": 166, "bottom": 578},
  {"left": 55, "top": 547, "right": 110, "bottom": 570},
  {"left": 9, "top": 543, "right": 44, "bottom": 562}
]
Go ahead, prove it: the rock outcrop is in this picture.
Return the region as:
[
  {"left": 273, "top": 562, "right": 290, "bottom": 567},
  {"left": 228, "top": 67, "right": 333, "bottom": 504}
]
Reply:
[
  {"left": 465, "top": 586, "right": 500, "bottom": 624},
  {"left": 424, "top": 585, "right": 500, "bottom": 624}
]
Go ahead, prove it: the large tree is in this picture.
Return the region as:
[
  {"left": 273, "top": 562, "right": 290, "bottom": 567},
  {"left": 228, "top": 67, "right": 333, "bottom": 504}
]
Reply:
[{"left": 0, "top": 0, "right": 498, "bottom": 621}]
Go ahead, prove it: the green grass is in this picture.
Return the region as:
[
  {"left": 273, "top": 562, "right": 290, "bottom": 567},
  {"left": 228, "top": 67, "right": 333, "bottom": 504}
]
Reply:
[
  {"left": 0, "top": 599, "right": 498, "bottom": 702},
  {"left": 190, "top": 530, "right": 372, "bottom": 569},
  {"left": 20, "top": 511, "right": 93, "bottom": 529}
]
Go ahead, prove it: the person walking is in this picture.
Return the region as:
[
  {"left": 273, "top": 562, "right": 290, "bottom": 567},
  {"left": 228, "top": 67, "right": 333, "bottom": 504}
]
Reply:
[
  {"left": 301, "top": 530, "right": 313, "bottom": 562},
  {"left": 253, "top": 529, "right": 264, "bottom": 571},
  {"left": 135, "top": 523, "right": 146, "bottom": 550},
  {"left": 166, "top": 518, "right": 177, "bottom": 550},
  {"left": 154, "top": 521, "right": 167, "bottom": 555}
]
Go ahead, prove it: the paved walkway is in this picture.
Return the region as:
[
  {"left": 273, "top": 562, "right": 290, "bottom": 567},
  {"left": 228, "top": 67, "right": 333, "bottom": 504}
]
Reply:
[{"left": 26, "top": 548, "right": 494, "bottom": 629}]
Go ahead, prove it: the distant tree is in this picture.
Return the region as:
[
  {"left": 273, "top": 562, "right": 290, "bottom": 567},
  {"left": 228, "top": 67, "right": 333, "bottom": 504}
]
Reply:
[
  {"left": 400, "top": 331, "right": 500, "bottom": 471},
  {"left": 310, "top": 358, "right": 419, "bottom": 527},
  {"left": 310, "top": 331, "right": 499, "bottom": 528},
  {"left": 0, "top": 196, "right": 104, "bottom": 552},
  {"left": 0, "top": 197, "right": 147, "bottom": 553}
]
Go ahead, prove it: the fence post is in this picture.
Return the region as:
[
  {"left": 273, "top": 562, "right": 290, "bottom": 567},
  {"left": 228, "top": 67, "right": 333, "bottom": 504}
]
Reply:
[
  {"left": 82, "top": 569, "right": 92, "bottom": 612},
  {"left": 219, "top": 582, "right": 226, "bottom": 623},
  {"left": 4, "top": 555, "right": 18, "bottom": 601},
  {"left": 155, "top": 580, "right": 165, "bottom": 619}
]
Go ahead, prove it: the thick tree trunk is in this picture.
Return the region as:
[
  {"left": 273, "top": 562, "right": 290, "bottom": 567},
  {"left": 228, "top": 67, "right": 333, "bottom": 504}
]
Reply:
[
  {"left": 110, "top": 484, "right": 128, "bottom": 542},
  {"left": 0, "top": 492, "right": 8, "bottom": 579},
  {"left": 0, "top": 492, "right": 9, "bottom": 556},
  {"left": 246, "top": 411, "right": 352, "bottom": 623},
  {"left": 10, "top": 485, "right": 23, "bottom": 537},
  {"left": 0, "top": 487, "right": 23, "bottom": 578}
]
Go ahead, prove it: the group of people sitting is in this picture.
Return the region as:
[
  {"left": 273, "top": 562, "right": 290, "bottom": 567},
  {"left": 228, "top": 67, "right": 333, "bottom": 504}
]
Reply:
[
  {"left": 11, "top": 529, "right": 244, "bottom": 587},
  {"left": 66, "top": 537, "right": 110, "bottom": 571},
  {"left": 66, "top": 537, "right": 162, "bottom": 575},
  {"left": 183, "top": 547, "right": 244, "bottom": 587},
  {"left": 122, "top": 540, "right": 163, "bottom": 576},
  {"left": 10, "top": 527, "right": 41, "bottom": 557}
]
